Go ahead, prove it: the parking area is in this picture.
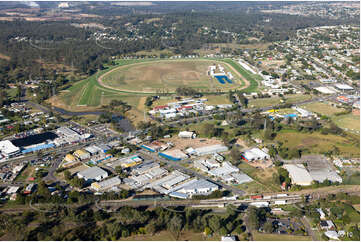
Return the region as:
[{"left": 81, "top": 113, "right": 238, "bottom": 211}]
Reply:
[{"left": 90, "top": 124, "right": 118, "bottom": 137}]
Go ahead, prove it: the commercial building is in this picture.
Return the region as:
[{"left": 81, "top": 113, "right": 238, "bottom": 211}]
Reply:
[
  {"left": 146, "top": 167, "right": 168, "bottom": 179},
  {"left": 250, "top": 201, "right": 269, "bottom": 208},
  {"left": 62, "top": 154, "right": 78, "bottom": 167},
  {"left": 230, "top": 172, "right": 253, "bottom": 184},
  {"left": 172, "top": 178, "right": 219, "bottom": 197},
  {"left": 334, "top": 83, "right": 354, "bottom": 91},
  {"left": 77, "top": 166, "right": 108, "bottom": 182},
  {"left": 91, "top": 176, "right": 121, "bottom": 191},
  {"left": 208, "top": 161, "right": 239, "bottom": 177},
  {"left": 55, "top": 127, "right": 91, "bottom": 144},
  {"left": 6, "top": 186, "right": 19, "bottom": 194},
  {"left": 131, "top": 162, "right": 160, "bottom": 175},
  {"left": 309, "top": 169, "right": 342, "bottom": 183},
  {"left": 293, "top": 106, "right": 313, "bottom": 118},
  {"left": 314, "top": 86, "right": 337, "bottom": 94},
  {"left": 242, "top": 148, "right": 270, "bottom": 162},
  {"left": 194, "top": 144, "right": 228, "bottom": 156},
  {"left": 89, "top": 153, "right": 113, "bottom": 164},
  {"left": 159, "top": 149, "right": 188, "bottom": 161},
  {"left": 178, "top": 131, "right": 196, "bottom": 139},
  {"left": 316, "top": 208, "right": 326, "bottom": 220},
  {"left": 283, "top": 164, "right": 314, "bottom": 186},
  {"left": 12, "top": 165, "right": 25, "bottom": 174},
  {"left": 324, "top": 231, "right": 339, "bottom": 240},
  {"left": 85, "top": 145, "right": 102, "bottom": 155},
  {"left": 74, "top": 149, "right": 91, "bottom": 160},
  {"left": 21, "top": 143, "right": 55, "bottom": 154},
  {"left": 24, "top": 183, "right": 36, "bottom": 194},
  {"left": 194, "top": 160, "right": 209, "bottom": 172},
  {"left": 108, "top": 155, "right": 143, "bottom": 169},
  {"left": 0, "top": 140, "right": 20, "bottom": 157}
]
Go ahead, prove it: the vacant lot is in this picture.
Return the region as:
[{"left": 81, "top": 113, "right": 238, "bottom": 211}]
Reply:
[
  {"left": 332, "top": 113, "right": 360, "bottom": 132},
  {"left": 301, "top": 102, "right": 345, "bottom": 116},
  {"left": 275, "top": 131, "right": 360, "bottom": 157},
  {"left": 162, "top": 137, "right": 223, "bottom": 150},
  {"left": 248, "top": 94, "right": 313, "bottom": 108},
  {"left": 237, "top": 163, "right": 280, "bottom": 193},
  {"left": 101, "top": 59, "right": 244, "bottom": 93}
]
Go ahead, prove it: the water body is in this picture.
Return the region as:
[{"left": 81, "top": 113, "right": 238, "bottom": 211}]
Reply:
[{"left": 11, "top": 132, "right": 58, "bottom": 147}]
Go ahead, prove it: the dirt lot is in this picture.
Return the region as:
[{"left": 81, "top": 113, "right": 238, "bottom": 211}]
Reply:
[
  {"left": 247, "top": 159, "right": 273, "bottom": 169},
  {"left": 161, "top": 137, "right": 223, "bottom": 150},
  {"left": 68, "top": 164, "right": 89, "bottom": 175}
]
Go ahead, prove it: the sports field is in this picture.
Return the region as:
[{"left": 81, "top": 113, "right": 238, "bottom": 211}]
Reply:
[
  {"left": 99, "top": 59, "right": 245, "bottom": 93},
  {"left": 50, "top": 58, "right": 261, "bottom": 124}
]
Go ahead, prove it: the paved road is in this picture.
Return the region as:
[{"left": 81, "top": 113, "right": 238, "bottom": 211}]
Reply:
[{"left": 301, "top": 216, "right": 319, "bottom": 241}]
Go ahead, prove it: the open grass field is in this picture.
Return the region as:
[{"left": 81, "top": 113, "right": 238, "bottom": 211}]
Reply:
[
  {"left": 332, "top": 113, "right": 360, "bottom": 132},
  {"left": 236, "top": 163, "right": 281, "bottom": 193},
  {"left": 248, "top": 94, "right": 313, "bottom": 108},
  {"left": 301, "top": 102, "right": 346, "bottom": 116},
  {"left": 100, "top": 59, "right": 245, "bottom": 93},
  {"left": 274, "top": 130, "right": 360, "bottom": 157},
  {"left": 252, "top": 232, "right": 312, "bottom": 241}
]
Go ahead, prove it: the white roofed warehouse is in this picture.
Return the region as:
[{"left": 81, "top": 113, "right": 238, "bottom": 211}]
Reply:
[
  {"left": 242, "top": 148, "right": 270, "bottom": 162},
  {"left": 0, "top": 140, "right": 20, "bottom": 157},
  {"left": 178, "top": 131, "right": 196, "bottom": 139},
  {"left": 77, "top": 166, "right": 108, "bottom": 182},
  {"left": 91, "top": 176, "right": 121, "bottom": 191},
  {"left": 283, "top": 164, "right": 314, "bottom": 186},
  {"left": 194, "top": 144, "right": 228, "bottom": 156},
  {"left": 173, "top": 178, "right": 219, "bottom": 197}
]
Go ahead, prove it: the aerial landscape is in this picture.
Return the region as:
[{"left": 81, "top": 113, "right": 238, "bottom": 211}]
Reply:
[{"left": 0, "top": 1, "right": 359, "bottom": 241}]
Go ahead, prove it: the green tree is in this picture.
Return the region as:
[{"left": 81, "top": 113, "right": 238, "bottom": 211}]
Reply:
[
  {"left": 208, "top": 216, "right": 221, "bottom": 234},
  {"left": 145, "top": 221, "right": 157, "bottom": 235},
  {"left": 168, "top": 215, "right": 183, "bottom": 240},
  {"left": 263, "top": 220, "right": 274, "bottom": 233}
]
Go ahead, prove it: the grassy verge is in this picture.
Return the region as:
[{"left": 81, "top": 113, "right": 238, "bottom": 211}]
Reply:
[{"left": 252, "top": 232, "right": 312, "bottom": 241}]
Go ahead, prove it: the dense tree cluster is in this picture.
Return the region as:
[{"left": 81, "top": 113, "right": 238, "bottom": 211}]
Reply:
[{"left": 0, "top": 204, "right": 248, "bottom": 240}]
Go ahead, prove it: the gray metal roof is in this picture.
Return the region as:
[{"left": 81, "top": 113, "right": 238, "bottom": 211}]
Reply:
[{"left": 78, "top": 166, "right": 107, "bottom": 180}]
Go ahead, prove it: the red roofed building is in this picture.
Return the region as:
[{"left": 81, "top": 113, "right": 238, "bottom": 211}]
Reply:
[
  {"left": 336, "top": 96, "right": 349, "bottom": 103},
  {"left": 153, "top": 105, "right": 169, "bottom": 111}
]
